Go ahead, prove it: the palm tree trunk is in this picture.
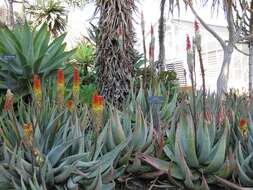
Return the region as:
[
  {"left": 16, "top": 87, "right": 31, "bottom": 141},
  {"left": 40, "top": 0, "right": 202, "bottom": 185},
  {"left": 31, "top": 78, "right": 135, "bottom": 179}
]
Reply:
[
  {"left": 96, "top": 0, "right": 135, "bottom": 108},
  {"left": 158, "top": 0, "right": 166, "bottom": 73}
]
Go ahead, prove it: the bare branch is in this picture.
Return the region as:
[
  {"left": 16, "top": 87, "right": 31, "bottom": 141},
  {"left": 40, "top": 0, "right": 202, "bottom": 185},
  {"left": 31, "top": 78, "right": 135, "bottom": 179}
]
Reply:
[
  {"left": 234, "top": 44, "right": 249, "bottom": 56},
  {"left": 185, "top": 0, "right": 226, "bottom": 49}
]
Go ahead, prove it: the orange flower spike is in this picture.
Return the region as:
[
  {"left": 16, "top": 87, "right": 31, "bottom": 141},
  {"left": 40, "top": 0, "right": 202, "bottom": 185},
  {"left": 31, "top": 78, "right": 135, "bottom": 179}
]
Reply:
[
  {"left": 92, "top": 95, "right": 104, "bottom": 110},
  {"left": 57, "top": 68, "right": 64, "bottom": 85},
  {"left": 57, "top": 68, "right": 65, "bottom": 106},
  {"left": 33, "top": 75, "right": 42, "bottom": 106},
  {"left": 67, "top": 99, "right": 74, "bottom": 112},
  {"left": 239, "top": 118, "right": 248, "bottom": 137},
  {"left": 3, "top": 89, "right": 14, "bottom": 112},
  {"left": 73, "top": 66, "right": 80, "bottom": 103},
  {"left": 92, "top": 95, "right": 104, "bottom": 135}
]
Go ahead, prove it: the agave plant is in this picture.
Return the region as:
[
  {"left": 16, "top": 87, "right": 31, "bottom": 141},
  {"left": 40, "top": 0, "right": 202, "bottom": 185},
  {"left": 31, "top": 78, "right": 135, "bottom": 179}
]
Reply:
[{"left": 0, "top": 23, "right": 74, "bottom": 97}]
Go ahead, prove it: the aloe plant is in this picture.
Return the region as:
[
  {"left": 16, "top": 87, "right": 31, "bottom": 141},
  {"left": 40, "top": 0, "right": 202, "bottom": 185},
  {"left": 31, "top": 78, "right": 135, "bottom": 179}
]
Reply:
[
  {"left": 0, "top": 91, "right": 126, "bottom": 189},
  {"left": 234, "top": 114, "right": 253, "bottom": 187},
  {"left": 139, "top": 101, "right": 234, "bottom": 189},
  {"left": 102, "top": 106, "right": 154, "bottom": 174}
]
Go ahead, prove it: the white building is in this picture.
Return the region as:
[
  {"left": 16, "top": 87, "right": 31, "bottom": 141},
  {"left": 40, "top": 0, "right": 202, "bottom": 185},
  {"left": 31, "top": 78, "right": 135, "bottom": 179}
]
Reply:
[
  {"left": 166, "top": 19, "right": 248, "bottom": 91},
  {"left": 137, "top": 17, "right": 249, "bottom": 92}
]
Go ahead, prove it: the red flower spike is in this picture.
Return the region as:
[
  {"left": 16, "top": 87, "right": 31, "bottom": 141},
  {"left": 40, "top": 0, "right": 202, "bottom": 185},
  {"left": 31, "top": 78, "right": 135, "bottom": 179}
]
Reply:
[
  {"left": 240, "top": 118, "right": 247, "bottom": 129},
  {"left": 92, "top": 95, "right": 104, "bottom": 107},
  {"left": 73, "top": 67, "right": 80, "bottom": 84},
  {"left": 33, "top": 75, "right": 41, "bottom": 90},
  {"left": 73, "top": 66, "right": 80, "bottom": 85},
  {"left": 194, "top": 20, "right": 200, "bottom": 32},
  {"left": 57, "top": 68, "right": 64, "bottom": 84},
  {"left": 186, "top": 35, "right": 191, "bottom": 50}
]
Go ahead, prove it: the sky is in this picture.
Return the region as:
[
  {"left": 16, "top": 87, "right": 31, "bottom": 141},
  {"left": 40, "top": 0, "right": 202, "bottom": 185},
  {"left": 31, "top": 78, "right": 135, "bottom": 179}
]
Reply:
[
  {"left": 66, "top": 0, "right": 227, "bottom": 48},
  {"left": 0, "top": 0, "right": 227, "bottom": 47}
]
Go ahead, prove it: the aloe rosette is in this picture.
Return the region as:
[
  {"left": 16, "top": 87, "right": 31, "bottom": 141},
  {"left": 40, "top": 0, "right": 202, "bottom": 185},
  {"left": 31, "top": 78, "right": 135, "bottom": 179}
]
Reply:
[
  {"left": 101, "top": 105, "right": 154, "bottom": 174},
  {"left": 140, "top": 103, "right": 234, "bottom": 189}
]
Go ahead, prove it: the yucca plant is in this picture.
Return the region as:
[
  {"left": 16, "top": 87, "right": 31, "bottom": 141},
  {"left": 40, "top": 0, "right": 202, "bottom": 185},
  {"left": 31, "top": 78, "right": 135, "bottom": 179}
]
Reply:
[{"left": 0, "top": 23, "right": 74, "bottom": 97}]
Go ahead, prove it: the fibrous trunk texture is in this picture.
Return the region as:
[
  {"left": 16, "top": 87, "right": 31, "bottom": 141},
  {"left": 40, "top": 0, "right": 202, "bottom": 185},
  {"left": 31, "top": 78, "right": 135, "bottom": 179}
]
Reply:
[{"left": 96, "top": 0, "right": 135, "bottom": 108}]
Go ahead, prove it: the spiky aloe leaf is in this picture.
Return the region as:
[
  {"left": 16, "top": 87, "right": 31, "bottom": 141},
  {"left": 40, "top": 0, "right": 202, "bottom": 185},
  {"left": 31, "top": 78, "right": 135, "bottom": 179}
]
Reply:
[
  {"left": 110, "top": 109, "right": 126, "bottom": 145},
  {"left": 47, "top": 138, "right": 80, "bottom": 167},
  {"left": 87, "top": 137, "right": 130, "bottom": 179},
  {"left": 197, "top": 113, "right": 211, "bottom": 164},
  {"left": 138, "top": 153, "right": 184, "bottom": 180},
  {"left": 161, "top": 92, "right": 178, "bottom": 121},
  {"left": 131, "top": 106, "right": 148, "bottom": 151},
  {"left": 179, "top": 113, "right": 199, "bottom": 168},
  {"left": 204, "top": 126, "right": 228, "bottom": 174}
]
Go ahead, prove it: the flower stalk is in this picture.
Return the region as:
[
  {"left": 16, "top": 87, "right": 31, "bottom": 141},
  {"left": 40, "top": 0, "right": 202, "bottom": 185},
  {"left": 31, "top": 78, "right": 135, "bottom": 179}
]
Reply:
[
  {"left": 73, "top": 66, "right": 80, "bottom": 105},
  {"left": 186, "top": 34, "right": 196, "bottom": 128},
  {"left": 141, "top": 11, "right": 148, "bottom": 93},
  {"left": 195, "top": 20, "right": 206, "bottom": 120}
]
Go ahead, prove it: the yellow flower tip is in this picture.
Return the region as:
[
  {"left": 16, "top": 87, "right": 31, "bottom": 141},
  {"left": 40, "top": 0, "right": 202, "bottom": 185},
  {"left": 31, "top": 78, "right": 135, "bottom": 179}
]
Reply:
[
  {"left": 23, "top": 123, "right": 33, "bottom": 137},
  {"left": 239, "top": 118, "right": 248, "bottom": 137}
]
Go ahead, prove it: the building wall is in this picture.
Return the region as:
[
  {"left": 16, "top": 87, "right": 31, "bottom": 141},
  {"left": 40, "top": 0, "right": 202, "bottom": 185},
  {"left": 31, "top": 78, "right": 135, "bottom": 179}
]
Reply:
[{"left": 164, "top": 19, "right": 248, "bottom": 92}]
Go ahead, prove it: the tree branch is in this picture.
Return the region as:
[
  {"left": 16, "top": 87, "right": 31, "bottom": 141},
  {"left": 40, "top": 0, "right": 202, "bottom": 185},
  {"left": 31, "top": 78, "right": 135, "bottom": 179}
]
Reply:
[
  {"left": 234, "top": 44, "right": 249, "bottom": 56},
  {"left": 185, "top": 0, "right": 226, "bottom": 49},
  {"left": 225, "top": 0, "right": 236, "bottom": 42}
]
